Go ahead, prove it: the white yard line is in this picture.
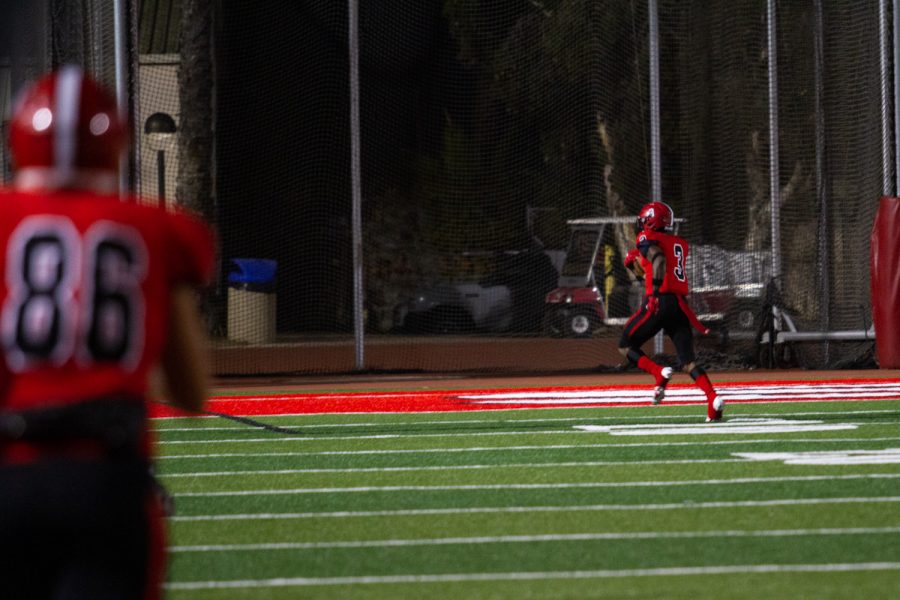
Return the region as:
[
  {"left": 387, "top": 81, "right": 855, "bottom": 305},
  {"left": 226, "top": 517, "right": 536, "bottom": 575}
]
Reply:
[
  {"left": 155, "top": 435, "right": 900, "bottom": 460},
  {"left": 172, "top": 473, "right": 900, "bottom": 497},
  {"left": 154, "top": 417, "right": 900, "bottom": 444},
  {"left": 164, "top": 562, "right": 900, "bottom": 590},
  {"left": 169, "top": 496, "right": 900, "bottom": 522},
  {"left": 169, "top": 526, "right": 900, "bottom": 552},
  {"left": 159, "top": 458, "right": 744, "bottom": 478},
  {"left": 149, "top": 409, "right": 900, "bottom": 432}
]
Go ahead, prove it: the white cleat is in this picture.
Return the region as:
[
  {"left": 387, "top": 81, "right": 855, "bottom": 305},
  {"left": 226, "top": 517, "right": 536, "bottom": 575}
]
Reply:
[
  {"left": 652, "top": 367, "right": 674, "bottom": 405},
  {"left": 712, "top": 394, "right": 725, "bottom": 412},
  {"left": 706, "top": 393, "right": 724, "bottom": 422}
]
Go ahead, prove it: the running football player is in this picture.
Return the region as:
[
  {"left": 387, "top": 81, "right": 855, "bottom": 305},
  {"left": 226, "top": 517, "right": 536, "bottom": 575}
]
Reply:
[{"left": 619, "top": 201, "right": 723, "bottom": 422}]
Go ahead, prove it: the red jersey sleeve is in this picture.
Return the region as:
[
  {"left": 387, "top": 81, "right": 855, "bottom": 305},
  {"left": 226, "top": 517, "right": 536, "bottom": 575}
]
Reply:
[{"left": 163, "top": 209, "right": 216, "bottom": 286}]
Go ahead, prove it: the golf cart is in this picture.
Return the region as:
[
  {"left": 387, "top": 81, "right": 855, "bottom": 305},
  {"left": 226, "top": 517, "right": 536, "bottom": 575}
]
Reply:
[
  {"left": 542, "top": 217, "right": 735, "bottom": 337},
  {"left": 542, "top": 217, "right": 634, "bottom": 337}
]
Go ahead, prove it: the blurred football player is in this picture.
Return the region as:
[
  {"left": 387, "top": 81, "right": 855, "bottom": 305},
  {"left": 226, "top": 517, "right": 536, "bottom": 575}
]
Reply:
[
  {"left": 619, "top": 201, "right": 723, "bottom": 422},
  {"left": 0, "top": 66, "right": 214, "bottom": 598}
]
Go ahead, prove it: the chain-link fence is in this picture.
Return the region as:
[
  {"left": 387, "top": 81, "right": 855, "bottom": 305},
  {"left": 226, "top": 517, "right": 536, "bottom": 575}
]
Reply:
[{"left": 0, "top": 0, "right": 890, "bottom": 374}]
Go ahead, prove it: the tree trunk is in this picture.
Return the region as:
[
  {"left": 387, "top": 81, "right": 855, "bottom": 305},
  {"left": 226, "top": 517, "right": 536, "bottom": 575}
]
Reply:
[
  {"left": 178, "top": 0, "right": 215, "bottom": 224},
  {"left": 745, "top": 130, "right": 808, "bottom": 253},
  {"left": 178, "top": 0, "right": 220, "bottom": 332},
  {"left": 596, "top": 119, "right": 633, "bottom": 260}
]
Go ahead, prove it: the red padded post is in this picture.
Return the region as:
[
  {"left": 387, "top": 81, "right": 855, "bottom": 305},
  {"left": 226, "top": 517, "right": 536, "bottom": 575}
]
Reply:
[{"left": 871, "top": 196, "right": 900, "bottom": 368}]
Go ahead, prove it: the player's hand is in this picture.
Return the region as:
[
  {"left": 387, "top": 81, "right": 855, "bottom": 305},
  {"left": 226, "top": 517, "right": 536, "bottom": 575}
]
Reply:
[
  {"left": 624, "top": 248, "right": 641, "bottom": 268},
  {"left": 645, "top": 295, "right": 659, "bottom": 315}
]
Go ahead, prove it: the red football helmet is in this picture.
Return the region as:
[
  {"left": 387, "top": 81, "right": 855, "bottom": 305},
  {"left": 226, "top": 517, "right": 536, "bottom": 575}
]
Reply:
[
  {"left": 8, "top": 65, "right": 126, "bottom": 190},
  {"left": 636, "top": 201, "right": 674, "bottom": 232}
]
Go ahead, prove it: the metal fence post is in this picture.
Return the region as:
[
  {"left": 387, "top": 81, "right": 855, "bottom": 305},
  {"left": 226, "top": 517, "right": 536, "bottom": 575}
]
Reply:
[
  {"left": 767, "top": 0, "right": 782, "bottom": 337},
  {"left": 349, "top": 0, "right": 365, "bottom": 370}
]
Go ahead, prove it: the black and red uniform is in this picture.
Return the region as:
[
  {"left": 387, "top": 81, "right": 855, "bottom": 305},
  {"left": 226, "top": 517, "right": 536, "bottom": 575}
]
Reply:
[
  {"left": 0, "top": 189, "right": 214, "bottom": 599},
  {"left": 620, "top": 227, "right": 705, "bottom": 366},
  {"left": 618, "top": 200, "right": 720, "bottom": 420}
]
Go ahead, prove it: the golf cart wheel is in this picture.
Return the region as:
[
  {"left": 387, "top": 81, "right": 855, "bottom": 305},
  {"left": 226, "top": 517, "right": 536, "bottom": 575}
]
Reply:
[
  {"left": 726, "top": 300, "right": 761, "bottom": 332},
  {"left": 566, "top": 310, "right": 597, "bottom": 338}
]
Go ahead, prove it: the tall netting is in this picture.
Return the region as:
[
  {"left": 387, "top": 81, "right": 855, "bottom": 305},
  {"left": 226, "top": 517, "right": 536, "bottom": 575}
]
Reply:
[
  {"left": 210, "top": 1, "right": 659, "bottom": 373},
  {"left": 663, "top": 1, "right": 885, "bottom": 368},
  {"left": 812, "top": 3, "right": 886, "bottom": 364},
  {"left": 0, "top": 1, "right": 891, "bottom": 374},
  {"left": 362, "top": 2, "right": 651, "bottom": 333}
]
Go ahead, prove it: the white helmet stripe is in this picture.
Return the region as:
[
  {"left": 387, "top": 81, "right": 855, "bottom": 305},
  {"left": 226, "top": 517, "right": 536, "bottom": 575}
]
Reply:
[{"left": 53, "top": 65, "right": 83, "bottom": 170}]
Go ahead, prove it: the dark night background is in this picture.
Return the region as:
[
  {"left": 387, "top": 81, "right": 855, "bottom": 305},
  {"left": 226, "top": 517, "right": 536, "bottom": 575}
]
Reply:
[
  {"left": 1, "top": 0, "right": 884, "bottom": 340},
  {"left": 217, "top": 2, "right": 454, "bottom": 332}
]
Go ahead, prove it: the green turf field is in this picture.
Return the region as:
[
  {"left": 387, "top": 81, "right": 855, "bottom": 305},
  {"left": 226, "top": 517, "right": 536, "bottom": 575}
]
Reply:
[{"left": 154, "top": 399, "right": 900, "bottom": 599}]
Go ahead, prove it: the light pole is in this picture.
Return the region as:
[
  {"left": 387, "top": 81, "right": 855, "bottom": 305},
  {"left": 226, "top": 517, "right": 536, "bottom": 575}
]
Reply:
[{"left": 144, "top": 112, "right": 177, "bottom": 207}]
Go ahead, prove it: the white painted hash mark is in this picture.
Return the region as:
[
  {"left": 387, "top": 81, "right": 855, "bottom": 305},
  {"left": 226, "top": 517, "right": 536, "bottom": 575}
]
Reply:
[
  {"left": 165, "top": 562, "right": 900, "bottom": 589},
  {"left": 735, "top": 448, "right": 900, "bottom": 465},
  {"left": 573, "top": 418, "right": 858, "bottom": 435}
]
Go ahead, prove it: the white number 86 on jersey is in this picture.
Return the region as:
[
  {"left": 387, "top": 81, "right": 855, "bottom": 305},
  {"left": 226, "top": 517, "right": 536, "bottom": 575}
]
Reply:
[{"left": 2, "top": 215, "right": 148, "bottom": 373}]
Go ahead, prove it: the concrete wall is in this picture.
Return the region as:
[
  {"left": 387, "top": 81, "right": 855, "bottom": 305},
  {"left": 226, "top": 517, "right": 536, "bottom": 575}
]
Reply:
[{"left": 137, "top": 55, "right": 179, "bottom": 208}]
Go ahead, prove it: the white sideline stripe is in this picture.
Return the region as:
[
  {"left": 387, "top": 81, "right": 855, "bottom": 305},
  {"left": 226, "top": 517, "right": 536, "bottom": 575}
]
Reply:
[
  {"left": 172, "top": 473, "right": 900, "bottom": 497},
  {"left": 169, "top": 496, "right": 900, "bottom": 522},
  {"left": 164, "top": 562, "right": 900, "bottom": 589},
  {"left": 155, "top": 436, "right": 900, "bottom": 459},
  {"left": 169, "top": 526, "right": 900, "bottom": 553},
  {"left": 156, "top": 430, "right": 575, "bottom": 445},
  {"left": 150, "top": 409, "right": 900, "bottom": 432},
  {"left": 201, "top": 390, "right": 900, "bottom": 407},
  {"left": 159, "top": 458, "right": 744, "bottom": 478},
  {"left": 209, "top": 384, "right": 900, "bottom": 403},
  {"left": 475, "top": 393, "right": 900, "bottom": 405},
  {"left": 472, "top": 390, "right": 900, "bottom": 400},
  {"left": 463, "top": 383, "right": 900, "bottom": 400}
]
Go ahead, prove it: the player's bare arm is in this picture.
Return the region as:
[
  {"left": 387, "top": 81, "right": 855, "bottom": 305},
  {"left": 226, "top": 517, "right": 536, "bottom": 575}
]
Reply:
[{"left": 644, "top": 244, "right": 666, "bottom": 293}]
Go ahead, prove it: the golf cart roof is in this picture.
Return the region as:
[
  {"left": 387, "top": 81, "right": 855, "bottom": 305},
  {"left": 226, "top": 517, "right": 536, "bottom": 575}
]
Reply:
[{"left": 566, "top": 216, "right": 686, "bottom": 228}]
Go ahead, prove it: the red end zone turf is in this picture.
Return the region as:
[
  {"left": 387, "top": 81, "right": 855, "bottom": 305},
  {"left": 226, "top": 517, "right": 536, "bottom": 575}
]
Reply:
[{"left": 149, "top": 379, "right": 900, "bottom": 418}]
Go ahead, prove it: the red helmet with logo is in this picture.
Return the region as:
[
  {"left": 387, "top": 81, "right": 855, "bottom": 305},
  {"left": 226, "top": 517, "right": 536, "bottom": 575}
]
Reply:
[
  {"left": 8, "top": 65, "right": 126, "bottom": 190},
  {"left": 636, "top": 201, "right": 674, "bottom": 232}
]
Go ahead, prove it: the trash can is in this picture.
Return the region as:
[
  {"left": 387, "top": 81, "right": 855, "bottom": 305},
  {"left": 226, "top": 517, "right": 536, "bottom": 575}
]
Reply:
[{"left": 227, "top": 258, "right": 277, "bottom": 344}]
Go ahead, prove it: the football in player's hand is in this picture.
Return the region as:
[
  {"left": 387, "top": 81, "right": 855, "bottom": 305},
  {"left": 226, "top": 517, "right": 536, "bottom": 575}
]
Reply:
[{"left": 625, "top": 249, "right": 644, "bottom": 277}]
